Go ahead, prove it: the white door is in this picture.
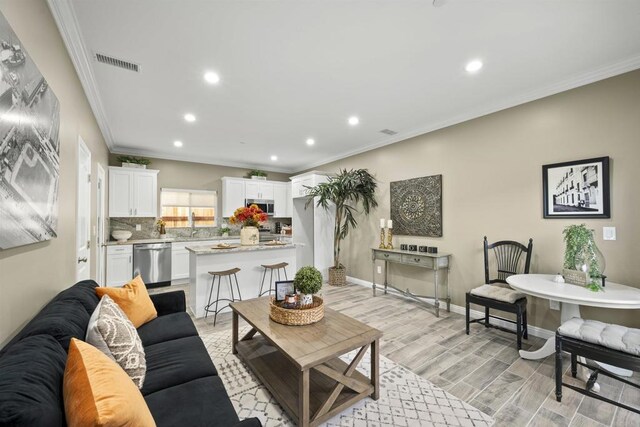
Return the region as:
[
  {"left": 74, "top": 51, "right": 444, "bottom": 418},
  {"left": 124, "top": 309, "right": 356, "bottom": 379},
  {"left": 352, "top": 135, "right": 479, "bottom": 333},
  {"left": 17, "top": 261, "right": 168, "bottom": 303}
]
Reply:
[
  {"left": 133, "top": 171, "right": 157, "bottom": 216},
  {"left": 109, "top": 168, "right": 133, "bottom": 216},
  {"left": 76, "top": 137, "right": 91, "bottom": 281},
  {"left": 95, "top": 164, "right": 106, "bottom": 285}
]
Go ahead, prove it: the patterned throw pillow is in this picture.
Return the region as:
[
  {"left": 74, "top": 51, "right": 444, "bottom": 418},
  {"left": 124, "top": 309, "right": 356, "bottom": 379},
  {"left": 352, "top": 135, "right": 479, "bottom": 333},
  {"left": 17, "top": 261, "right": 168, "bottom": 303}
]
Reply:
[{"left": 86, "top": 295, "right": 146, "bottom": 388}]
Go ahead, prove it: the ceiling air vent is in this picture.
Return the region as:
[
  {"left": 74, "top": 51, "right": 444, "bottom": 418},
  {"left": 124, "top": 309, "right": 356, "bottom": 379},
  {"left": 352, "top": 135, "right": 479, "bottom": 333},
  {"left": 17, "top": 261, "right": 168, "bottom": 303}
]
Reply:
[
  {"left": 379, "top": 129, "right": 398, "bottom": 136},
  {"left": 95, "top": 53, "right": 140, "bottom": 72}
]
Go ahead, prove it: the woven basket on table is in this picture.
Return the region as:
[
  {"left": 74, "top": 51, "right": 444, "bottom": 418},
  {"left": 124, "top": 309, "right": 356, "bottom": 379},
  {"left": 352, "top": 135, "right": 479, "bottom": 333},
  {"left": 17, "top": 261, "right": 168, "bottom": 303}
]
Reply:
[{"left": 269, "top": 296, "right": 324, "bottom": 326}]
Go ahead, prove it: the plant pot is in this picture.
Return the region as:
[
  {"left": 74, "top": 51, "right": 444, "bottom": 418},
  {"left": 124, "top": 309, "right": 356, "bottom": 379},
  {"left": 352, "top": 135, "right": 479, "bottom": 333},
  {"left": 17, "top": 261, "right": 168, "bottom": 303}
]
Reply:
[
  {"left": 121, "top": 162, "right": 146, "bottom": 169},
  {"left": 300, "top": 293, "right": 313, "bottom": 306},
  {"left": 240, "top": 226, "right": 259, "bottom": 246},
  {"left": 328, "top": 266, "right": 347, "bottom": 286},
  {"left": 222, "top": 232, "right": 229, "bottom": 237},
  {"left": 250, "top": 176, "right": 267, "bottom": 180}
]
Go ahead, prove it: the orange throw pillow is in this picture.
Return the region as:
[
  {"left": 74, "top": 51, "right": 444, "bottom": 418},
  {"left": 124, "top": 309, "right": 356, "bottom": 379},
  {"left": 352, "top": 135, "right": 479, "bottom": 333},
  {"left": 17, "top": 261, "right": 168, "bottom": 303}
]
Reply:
[
  {"left": 96, "top": 275, "right": 157, "bottom": 328},
  {"left": 63, "top": 338, "right": 156, "bottom": 427}
]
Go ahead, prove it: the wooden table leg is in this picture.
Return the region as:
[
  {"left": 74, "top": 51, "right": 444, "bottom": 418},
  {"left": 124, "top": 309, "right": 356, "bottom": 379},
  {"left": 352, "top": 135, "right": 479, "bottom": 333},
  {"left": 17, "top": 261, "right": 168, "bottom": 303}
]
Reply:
[
  {"left": 232, "top": 310, "right": 238, "bottom": 355},
  {"left": 299, "top": 369, "right": 310, "bottom": 427},
  {"left": 372, "top": 339, "right": 380, "bottom": 400}
]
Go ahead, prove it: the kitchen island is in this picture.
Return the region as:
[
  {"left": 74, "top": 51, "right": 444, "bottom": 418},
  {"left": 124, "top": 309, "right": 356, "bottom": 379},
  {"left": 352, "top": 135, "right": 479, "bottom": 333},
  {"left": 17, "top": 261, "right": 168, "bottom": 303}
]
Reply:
[{"left": 186, "top": 243, "right": 297, "bottom": 318}]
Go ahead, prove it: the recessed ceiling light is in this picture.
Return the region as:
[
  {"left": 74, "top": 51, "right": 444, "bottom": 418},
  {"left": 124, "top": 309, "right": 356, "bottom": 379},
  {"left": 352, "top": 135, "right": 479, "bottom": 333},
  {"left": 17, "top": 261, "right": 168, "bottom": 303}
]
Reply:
[
  {"left": 348, "top": 116, "right": 359, "bottom": 126},
  {"left": 306, "top": 138, "right": 315, "bottom": 146},
  {"left": 270, "top": 155, "right": 278, "bottom": 161},
  {"left": 465, "top": 60, "right": 483, "bottom": 74},
  {"left": 184, "top": 113, "right": 196, "bottom": 122},
  {"left": 204, "top": 71, "right": 220, "bottom": 84},
  {"left": 173, "top": 140, "right": 183, "bottom": 147}
]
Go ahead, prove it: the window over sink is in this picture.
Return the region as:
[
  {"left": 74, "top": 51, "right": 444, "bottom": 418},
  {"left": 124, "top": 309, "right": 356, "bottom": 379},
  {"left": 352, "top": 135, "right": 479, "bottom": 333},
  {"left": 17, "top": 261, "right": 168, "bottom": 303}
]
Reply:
[{"left": 161, "top": 188, "right": 217, "bottom": 228}]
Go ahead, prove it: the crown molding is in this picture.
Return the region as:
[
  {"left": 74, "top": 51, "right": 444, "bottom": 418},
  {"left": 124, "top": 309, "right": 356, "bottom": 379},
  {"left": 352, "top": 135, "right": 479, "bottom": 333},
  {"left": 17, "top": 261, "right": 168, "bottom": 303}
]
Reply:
[
  {"left": 47, "top": 1, "right": 640, "bottom": 173},
  {"left": 110, "top": 146, "right": 294, "bottom": 174},
  {"left": 47, "top": 0, "right": 115, "bottom": 149},
  {"left": 295, "top": 54, "right": 640, "bottom": 172}
]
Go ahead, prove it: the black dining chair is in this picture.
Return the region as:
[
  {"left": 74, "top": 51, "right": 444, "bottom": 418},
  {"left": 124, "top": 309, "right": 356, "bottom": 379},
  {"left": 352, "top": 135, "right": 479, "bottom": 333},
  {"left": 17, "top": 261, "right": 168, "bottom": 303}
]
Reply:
[{"left": 465, "top": 236, "right": 533, "bottom": 349}]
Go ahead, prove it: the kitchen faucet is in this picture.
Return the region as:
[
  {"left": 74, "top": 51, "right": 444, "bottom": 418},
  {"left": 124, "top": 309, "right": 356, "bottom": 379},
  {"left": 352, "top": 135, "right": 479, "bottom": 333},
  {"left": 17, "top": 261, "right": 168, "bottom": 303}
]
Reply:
[{"left": 190, "top": 212, "right": 199, "bottom": 236}]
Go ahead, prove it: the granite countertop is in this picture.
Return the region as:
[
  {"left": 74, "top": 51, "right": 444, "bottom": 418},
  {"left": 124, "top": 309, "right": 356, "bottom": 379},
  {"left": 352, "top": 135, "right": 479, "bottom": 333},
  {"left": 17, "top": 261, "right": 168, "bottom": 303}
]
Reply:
[
  {"left": 104, "top": 234, "right": 292, "bottom": 246},
  {"left": 186, "top": 243, "right": 297, "bottom": 255}
]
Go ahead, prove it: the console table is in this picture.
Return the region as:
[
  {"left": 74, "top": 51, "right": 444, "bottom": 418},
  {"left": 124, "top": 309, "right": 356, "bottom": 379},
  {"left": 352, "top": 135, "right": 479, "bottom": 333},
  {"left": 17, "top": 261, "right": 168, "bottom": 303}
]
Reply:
[{"left": 371, "top": 248, "right": 451, "bottom": 317}]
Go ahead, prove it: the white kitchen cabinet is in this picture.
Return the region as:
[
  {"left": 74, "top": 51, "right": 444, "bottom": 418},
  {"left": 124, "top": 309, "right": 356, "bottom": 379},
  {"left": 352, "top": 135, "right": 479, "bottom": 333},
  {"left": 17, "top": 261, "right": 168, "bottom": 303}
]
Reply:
[
  {"left": 273, "top": 183, "right": 288, "bottom": 217},
  {"left": 108, "top": 167, "right": 158, "bottom": 217},
  {"left": 171, "top": 242, "right": 190, "bottom": 282},
  {"left": 286, "top": 182, "right": 293, "bottom": 217},
  {"left": 173, "top": 239, "right": 240, "bottom": 283},
  {"left": 245, "top": 181, "right": 273, "bottom": 200},
  {"left": 106, "top": 245, "right": 133, "bottom": 286},
  {"left": 290, "top": 171, "right": 330, "bottom": 198},
  {"left": 108, "top": 168, "right": 133, "bottom": 217},
  {"left": 221, "top": 177, "right": 246, "bottom": 217},
  {"left": 222, "top": 177, "right": 291, "bottom": 218}
]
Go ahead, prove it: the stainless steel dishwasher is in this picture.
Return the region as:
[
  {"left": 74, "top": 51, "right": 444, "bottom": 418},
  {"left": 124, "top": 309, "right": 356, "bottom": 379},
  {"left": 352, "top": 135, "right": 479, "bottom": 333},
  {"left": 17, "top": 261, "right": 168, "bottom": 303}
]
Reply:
[{"left": 133, "top": 242, "right": 172, "bottom": 288}]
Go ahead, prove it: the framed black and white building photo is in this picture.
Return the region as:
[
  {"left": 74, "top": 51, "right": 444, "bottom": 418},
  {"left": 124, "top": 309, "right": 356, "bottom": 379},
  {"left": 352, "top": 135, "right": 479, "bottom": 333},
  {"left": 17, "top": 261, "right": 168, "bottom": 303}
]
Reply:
[
  {"left": 542, "top": 157, "right": 610, "bottom": 219},
  {"left": 0, "top": 11, "right": 60, "bottom": 250},
  {"left": 275, "top": 280, "right": 295, "bottom": 302}
]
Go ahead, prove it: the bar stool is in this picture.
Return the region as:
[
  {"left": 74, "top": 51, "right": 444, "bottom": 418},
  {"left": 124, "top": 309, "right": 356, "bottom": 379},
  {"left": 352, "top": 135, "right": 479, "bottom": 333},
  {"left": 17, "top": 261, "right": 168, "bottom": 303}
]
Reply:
[
  {"left": 204, "top": 267, "right": 242, "bottom": 326},
  {"left": 258, "top": 262, "right": 289, "bottom": 297}
]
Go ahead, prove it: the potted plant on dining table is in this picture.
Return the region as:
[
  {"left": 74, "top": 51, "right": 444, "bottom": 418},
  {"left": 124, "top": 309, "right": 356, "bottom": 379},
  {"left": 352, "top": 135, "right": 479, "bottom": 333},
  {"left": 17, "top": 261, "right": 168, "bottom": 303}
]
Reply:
[{"left": 229, "top": 204, "right": 268, "bottom": 245}]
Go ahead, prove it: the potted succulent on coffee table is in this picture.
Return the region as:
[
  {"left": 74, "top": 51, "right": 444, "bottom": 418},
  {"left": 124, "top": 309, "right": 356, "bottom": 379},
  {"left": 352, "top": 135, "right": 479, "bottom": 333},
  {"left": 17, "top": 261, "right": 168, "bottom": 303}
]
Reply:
[
  {"left": 269, "top": 266, "right": 325, "bottom": 326},
  {"left": 294, "top": 266, "right": 323, "bottom": 306},
  {"left": 305, "top": 169, "right": 378, "bottom": 286}
]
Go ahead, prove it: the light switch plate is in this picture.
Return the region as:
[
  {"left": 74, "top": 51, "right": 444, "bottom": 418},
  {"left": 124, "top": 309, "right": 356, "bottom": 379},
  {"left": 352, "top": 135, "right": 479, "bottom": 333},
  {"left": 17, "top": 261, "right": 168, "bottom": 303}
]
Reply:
[
  {"left": 549, "top": 300, "right": 560, "bottom": 311},
  {"left": 377, "top": 266, "right": 382, "bottom": 274},
  {"left": 603, "top": 226, "right": 616, "bottom": 241},
  {"left": 136, "top": 224, "right": 142, "bottom": 231}
]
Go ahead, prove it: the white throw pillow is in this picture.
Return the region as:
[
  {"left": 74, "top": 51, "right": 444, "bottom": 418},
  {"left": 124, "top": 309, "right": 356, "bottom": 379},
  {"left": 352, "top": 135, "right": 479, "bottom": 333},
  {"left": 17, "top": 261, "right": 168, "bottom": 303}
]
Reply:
[{"left": 86, "top": 295, "right": 147, "bottom": 388}]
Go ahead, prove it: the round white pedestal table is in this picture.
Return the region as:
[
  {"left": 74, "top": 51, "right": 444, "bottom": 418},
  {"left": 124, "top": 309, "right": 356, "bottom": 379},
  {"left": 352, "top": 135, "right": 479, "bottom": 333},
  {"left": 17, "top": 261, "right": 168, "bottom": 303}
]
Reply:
[{"left": 506, "top": 274, "right": 640, "bottom": 393}]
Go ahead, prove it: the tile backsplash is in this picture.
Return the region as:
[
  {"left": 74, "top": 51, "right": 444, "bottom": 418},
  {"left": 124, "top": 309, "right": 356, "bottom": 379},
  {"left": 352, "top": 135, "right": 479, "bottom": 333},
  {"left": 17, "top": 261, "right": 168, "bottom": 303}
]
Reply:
[{"left": 108, "top": 217, "right": 291, "bottom": 241}]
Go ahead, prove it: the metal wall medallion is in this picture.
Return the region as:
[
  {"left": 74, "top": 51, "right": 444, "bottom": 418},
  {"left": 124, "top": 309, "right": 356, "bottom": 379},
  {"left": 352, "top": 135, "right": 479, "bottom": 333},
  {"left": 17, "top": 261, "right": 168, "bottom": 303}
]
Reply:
[{"left": 390, "top": 175, "right": 442, "bottom": 237}]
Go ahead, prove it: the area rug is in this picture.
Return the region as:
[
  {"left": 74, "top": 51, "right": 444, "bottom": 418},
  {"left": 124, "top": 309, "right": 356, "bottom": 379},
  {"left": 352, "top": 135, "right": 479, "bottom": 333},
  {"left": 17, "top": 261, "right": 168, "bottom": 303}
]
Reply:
[{"left": 201, "top": 328, "right": 494, "bottom": 426}]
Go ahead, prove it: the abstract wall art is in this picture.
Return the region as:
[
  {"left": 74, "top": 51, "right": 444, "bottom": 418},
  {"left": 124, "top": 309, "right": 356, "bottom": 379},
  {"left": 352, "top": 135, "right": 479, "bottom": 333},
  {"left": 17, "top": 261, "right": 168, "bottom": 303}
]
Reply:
[
  {"left": 390, "top": 175, "right": 442, "bottom": 237},
  {"left": 0, "top": 11, "right": 60, "bottom": 250}
]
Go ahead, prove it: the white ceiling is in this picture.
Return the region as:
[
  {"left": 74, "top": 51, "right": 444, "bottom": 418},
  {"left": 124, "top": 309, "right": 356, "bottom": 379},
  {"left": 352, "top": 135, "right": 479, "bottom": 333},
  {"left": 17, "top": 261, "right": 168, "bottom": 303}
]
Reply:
[{"left": 50, "top": 1, "right": 640, "bottom": 173}]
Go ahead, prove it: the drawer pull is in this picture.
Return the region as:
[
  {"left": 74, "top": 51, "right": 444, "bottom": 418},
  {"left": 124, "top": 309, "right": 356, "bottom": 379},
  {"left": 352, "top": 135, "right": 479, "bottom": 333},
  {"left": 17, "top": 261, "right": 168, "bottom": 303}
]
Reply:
[
  {"left": 414, "top": 258, "right": 421, "bottom": 262},
  {"left": 384, "top": 254, "right": 389, "bottom": 258}
]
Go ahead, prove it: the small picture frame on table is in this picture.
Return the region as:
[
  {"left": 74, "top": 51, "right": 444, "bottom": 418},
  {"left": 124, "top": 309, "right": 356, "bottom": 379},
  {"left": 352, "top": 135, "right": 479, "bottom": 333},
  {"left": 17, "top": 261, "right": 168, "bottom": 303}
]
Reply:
[{"left": 275, "top": 280, "right": 295, "bottom": 302}]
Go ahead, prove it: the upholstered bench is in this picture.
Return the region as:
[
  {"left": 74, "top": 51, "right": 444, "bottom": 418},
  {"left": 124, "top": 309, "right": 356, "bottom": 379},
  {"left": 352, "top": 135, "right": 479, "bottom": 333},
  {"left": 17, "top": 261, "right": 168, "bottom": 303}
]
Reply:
[{"left": 555, "top": 318, "right": 640, "bottom": 415}]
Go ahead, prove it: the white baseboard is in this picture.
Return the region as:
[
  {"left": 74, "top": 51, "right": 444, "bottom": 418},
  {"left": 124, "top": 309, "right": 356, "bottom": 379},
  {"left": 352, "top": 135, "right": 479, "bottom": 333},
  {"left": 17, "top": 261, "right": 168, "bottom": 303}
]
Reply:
[{"left": 346, "top": 276, "right": 553, "bottom": 340}]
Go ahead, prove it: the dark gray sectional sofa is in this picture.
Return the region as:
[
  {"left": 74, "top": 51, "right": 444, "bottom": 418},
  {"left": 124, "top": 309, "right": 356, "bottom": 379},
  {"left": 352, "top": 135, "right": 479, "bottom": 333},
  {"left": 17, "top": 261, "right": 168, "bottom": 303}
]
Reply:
[{"left": 0, "top": 280, "right": 260, "bottom": 427}]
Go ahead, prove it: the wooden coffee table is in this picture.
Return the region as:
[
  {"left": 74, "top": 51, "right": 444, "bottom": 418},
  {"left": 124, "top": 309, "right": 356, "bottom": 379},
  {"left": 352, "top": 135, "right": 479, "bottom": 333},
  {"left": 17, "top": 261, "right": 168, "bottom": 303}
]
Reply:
[{"left": 230, "top": 297, "right": 382, "bottom": 427}]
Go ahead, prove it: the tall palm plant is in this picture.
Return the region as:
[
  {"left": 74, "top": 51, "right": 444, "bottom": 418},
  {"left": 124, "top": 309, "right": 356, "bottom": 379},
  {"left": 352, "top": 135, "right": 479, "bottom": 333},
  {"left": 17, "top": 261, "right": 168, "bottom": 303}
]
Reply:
[{"left": 305, "top": 169, "right": 378, "bottom": 285}]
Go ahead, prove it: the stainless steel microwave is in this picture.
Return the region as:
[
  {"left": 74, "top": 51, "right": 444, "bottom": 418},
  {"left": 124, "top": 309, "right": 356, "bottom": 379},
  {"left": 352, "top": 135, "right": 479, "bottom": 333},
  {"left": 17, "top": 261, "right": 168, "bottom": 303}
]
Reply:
[{"left": 245, "top": 199, "right": 274, "bottom": 216}]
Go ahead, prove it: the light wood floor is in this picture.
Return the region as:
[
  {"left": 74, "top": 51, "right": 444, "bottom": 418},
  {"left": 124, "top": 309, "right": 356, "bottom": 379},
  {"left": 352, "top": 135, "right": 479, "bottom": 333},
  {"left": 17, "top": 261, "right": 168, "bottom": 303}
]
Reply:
[{"left": 157, "top": 283, "right": 640, "bottom": 427}]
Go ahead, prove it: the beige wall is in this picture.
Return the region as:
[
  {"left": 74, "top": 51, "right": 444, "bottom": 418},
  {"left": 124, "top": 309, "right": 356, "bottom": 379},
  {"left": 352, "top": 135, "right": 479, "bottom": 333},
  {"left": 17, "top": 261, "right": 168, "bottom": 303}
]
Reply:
[
  {"left": 0, "top": 0, "right": 110, "bottom": 345},
  {"left": 108, "top": 153, "right": 291, "bottom": 220},
  {"left": 314, "top": 70, "right": 640, "bottom": 331}
]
